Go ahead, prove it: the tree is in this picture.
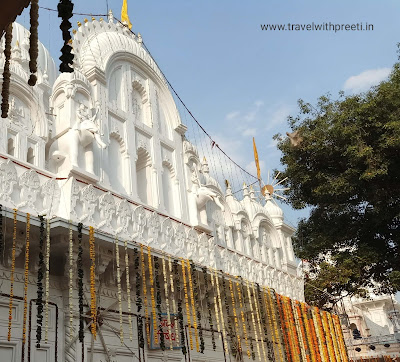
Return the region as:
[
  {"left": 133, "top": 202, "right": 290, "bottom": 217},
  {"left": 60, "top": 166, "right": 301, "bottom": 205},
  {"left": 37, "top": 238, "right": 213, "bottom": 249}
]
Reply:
[{"left": 275, "top": 61, "right": 400, "bottom": 307}]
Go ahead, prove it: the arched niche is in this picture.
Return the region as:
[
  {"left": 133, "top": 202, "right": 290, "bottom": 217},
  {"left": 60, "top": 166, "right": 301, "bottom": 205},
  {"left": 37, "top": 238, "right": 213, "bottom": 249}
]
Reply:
[
  {"left": 136, "top": 146, "right": 152, "bottom": 206},
  {"left": 161, "top": 160, "right": 177, "bottom": 217},
  {"left": 108, "top": 65, "right": 125, "bottom": 111},
  {"left": 108, "top": 132, "right": 127, "bottom": 194}
]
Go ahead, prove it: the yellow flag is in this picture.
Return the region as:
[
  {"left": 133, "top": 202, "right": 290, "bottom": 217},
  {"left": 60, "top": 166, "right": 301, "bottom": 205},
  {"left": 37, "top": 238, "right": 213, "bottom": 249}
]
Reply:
[
  {"left": 121, "top": 0, "right": 133, "bottom": 29},
  {"left": 253, "top": 137, "right": 261, "bottom": 180}
]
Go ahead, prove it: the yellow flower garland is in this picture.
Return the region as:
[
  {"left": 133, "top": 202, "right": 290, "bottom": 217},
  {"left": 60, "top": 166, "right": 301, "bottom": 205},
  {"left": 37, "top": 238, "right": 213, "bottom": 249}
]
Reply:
[
  {"left": 228, "top": 278, "right": 242, "bottom": 354},
  {"left": 181, "top": 258, "right": 193, "bottom": 350},
  {"left": 123, "top": 239, "right": 133, "bottom": 341},
  {"left": 314, "top": 308, "right": 329, "bottom": 362},
  {"left": 115, "top": 238, "right": 123, "bottom": 344},
  {"left": 333, "top": 315, "right": 348, "bottom": 362},
  {"left": 161, "top": 256, "right": 172, "bottom": 350},
  {"left": 210, "top": 269, "right": 221, "bottom": 337},
  {"left": 214, "top": 269, "right": 229, "bottom": 356},
  {"left": 44, "top": 218, "right": 50, "bottom": 342},
  {"left": 301, "top": 303, "right": 316, "bottom": 362},
  {"left": 321, "top": 311, "right": 335, "bottom": 362},
  {"left": 327, "top": 313, "right": 341, "bottom": 361},
  {"left": 147, "top": 246, "right": 158, "bottom": 345},
  {"left": 140, "top": 245, "right": 150, "bottom": 346},
  {"left": 236, "top": 278, "right": 250, "bottom": 358},
  {"left": 22, "top": 213, "right": 31, "bottom": 345},
  {"left": 265, "top": 289, "right": 282, "bottom": 361},
  {"left": 292, "top": 300, "right": 307, "bottom": 362},
  {"left": 89, "top": 227, "right": 97, "bottom": 339},
  {"left": 251, "top": 282, "right": 268, "bottom": 362},
  {"left": 186, "top": 260, "right": 199, "bottom": 352},
  {"left": 8, "top": 209, "right": 18, "bottom": 341},
  {"left": 168, "top": 256, "right": 179, "bottom": 347}
]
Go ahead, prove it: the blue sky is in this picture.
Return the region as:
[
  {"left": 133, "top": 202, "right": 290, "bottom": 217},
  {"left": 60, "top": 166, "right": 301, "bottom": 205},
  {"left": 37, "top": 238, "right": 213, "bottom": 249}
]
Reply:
[{"left": 18, "top": 0, "right": 400, "bottom": 225}]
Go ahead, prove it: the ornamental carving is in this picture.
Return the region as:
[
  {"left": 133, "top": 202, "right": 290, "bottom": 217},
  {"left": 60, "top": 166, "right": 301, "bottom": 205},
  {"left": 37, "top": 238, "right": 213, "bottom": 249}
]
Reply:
[
  {"left": 116, "top": 199, "right": 131, "bottom": 235},
  {"left": 80, "top": 184, "right": 98, "bottom": 224},
  {"left": 0, "top": 160, "right": 17, "bottom": 202},
  {"left": 18, "top": 169, "right": 41, "bottom": 209},
  {"left": 98, "top": 192, "right": 116, "bottom": 229},
  {"left": 133, "top": 205, "right": 146, "bottom": 243},
  {"left": 41, "top": 178, "right": 61, "bottom": 215}
]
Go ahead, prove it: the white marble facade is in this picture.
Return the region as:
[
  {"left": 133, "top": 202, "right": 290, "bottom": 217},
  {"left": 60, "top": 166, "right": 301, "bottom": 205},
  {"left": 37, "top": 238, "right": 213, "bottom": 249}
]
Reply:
[{"left": 0, "top": 15, "right": 303, "bottom": 362}]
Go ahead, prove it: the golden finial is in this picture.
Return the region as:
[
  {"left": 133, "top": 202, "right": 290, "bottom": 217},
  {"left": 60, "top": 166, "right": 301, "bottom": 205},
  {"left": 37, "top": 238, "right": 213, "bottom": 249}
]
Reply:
[
  {"left": 72, "top": 29, "right": 77, "bottom": 34},
  {"left": 99, "top": 17, "right": 104, "bottom": 22},
  {"left": 84, "top": 18, "right": 88, "bottom": 23},
  {"left": 203, "top": 156, "right": 207, "bottom": 162},
  {"left": 92, "top": 17, "right": 96, "bottom": 21},
  {"left": 68, "top": 39, "right": 73, "bottom": 45},
  {"left": 77, "top": 21, "right": 82, "bottom": 27},
  {"left": 225, "top": 180, "right": 230, "bottom": 188}
]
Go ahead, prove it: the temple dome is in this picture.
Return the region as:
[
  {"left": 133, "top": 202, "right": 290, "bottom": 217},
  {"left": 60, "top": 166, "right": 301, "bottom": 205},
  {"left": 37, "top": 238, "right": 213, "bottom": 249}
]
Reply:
[
  {"left": 264, "top": 195, "right": 284, "bottom": 220},
  {"left": 8, "top": 22, "right": 58, "bottom": 86}
]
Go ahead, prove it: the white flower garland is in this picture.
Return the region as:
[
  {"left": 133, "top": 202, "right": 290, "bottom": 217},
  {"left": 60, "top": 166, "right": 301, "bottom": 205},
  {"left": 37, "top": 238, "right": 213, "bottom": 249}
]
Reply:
[
  {"left": 124, "top": 239, "right": 133, "bottom": 341},
  {"left": 162, "top": 256, "right": 173, "bottom": 350},
  {"left": 68, "top": 222, "right": 74, "bottom": 338},
  {"left": 168, "top": 256, "right": 179, "bottom": 347},
  {"left": 115, "top": 237, "right": 123, "bottom": 345},
  {"left": 44, "top": 218, "right": 51, "bottom": 342}
]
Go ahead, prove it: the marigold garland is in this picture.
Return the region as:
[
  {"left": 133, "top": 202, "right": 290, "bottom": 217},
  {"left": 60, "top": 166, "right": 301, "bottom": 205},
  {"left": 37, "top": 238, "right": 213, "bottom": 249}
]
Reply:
[
  {"left": 333, "top": 314, "right": 348, "bottom": 362},
  {"left": 134, "top": 247, "right": 144, "bottom": 349},
  {"left": 123, "top": 239, "right": 133, "bottom": 341},
  {"left": 154, "top": 256, "right": 165, "bottom": 350},
  {"left": 140, "top": 245, "right": 150, "bottom": 346},
  {"left": 327, "top": 313, "right": 341, "bottom": 361},
  {"left": 251, "top": 282, "right": 268, "bottom": 362},
  {"left": 215, "top": 270, "right": 229, "bottom": 357},
  {"left": 256, "top": 284, "right": 275, "bottom": 361},
  {"left": 36, "top": 215, "right": 45, "bottom": 348},
  {"left": 22, "top": 214, "right": 31, "bottom": 346},
  {"left": 186, "top": 260, "right": 200, "bottom": 352},
  {"left": 302, "top": 303, "right": 318, "bottom": 362},
  {"left": 1, "top": 23, "right": 12, "bottom": 119},
  {"left": 7, "top": 209, "right": 17, "bottom": 341},
  {"left": 147, "top": 247, "right": 158, "bottom": 346},
  {"left": 162, "top": 256, "right": 173, "bottom": 350},
  {"left": 168, "top": 256, "right": 179, "bottom": 348},
  {"left": 321, "top": 311, "right": 335, "bottom": 362},
  {"left": 203, "top": 267, "right": 216, "bottom": 350},
  {"left": 181, "top": 257, "right": 193, "bottom": 350},
  {"left": 222, "top": 275, "right": 237, "bottom": 356},
  {"left": 115, "top": 238, "right": 124, "bottom": 344},
  {"left": 229, "top": 278, "right": 242, "bottom": 354},
  {"left": 276, "top": 294, "right": 291, "bottom": 362},
  {"left": 58, "top": 0, "right": 74, "bottom": 72},
  {"left": 236, "top": 277, "right": 251, "bottom": 359},
  {"left": 239, "top": 279, "right": 255, "bottom": 360},
  {"left": 89, "top": 227, "right": 97, "bottom": 339},
  {"left": 313, "top": 307, "right": 329, "bottom": 362},
  {"left": 293, "top": 301, "right": 308, "bottom": 362},
  {"left": 77, "top": 223, "right": 84, "bottom": 343},
  {"left": 306, "top": 306, "right": 321, "bottom": 362},
  {"left": 44, "top": 218, "right": 51, "bottom": 342},
  {"left": 173, "top": 259, "right": 186, "bottom": 355},
  {"left": 245, "top": 281, "right": 260, "bottom": 361},
  {"left": 267, "top": 290, "right": 285, "bottom": 362},
  {"left": 190, "top": 261, "right": 204, "bottom": 353},
  {"left": 284, "top": 295, "right": 301, "bottom": 362}
]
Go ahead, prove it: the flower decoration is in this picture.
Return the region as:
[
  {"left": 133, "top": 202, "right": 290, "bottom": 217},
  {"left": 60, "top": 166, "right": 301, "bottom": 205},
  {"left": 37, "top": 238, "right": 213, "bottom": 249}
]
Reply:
[
  {"left": 203, "top": 267, "right": 216, "bottom": 351},
  {"left": 22, "top": 214, "right": 31, "bottom": 346},
  {"left": 44, "top": 218, "right": 51, "bottom": 342},
  {"left": 7, "top": 209, "right": 18, "bottom": 341},
  {"left": 181, "top": 258, "right": 193, "bottom": 350},
  {"left": 124, "top": 240, "right": 133, "bottom": 341},
  {"left": 57, "top": 0, "right": 74, "bottom": 72},
  {"left": 236, "top": 277, "right": 250, "bottom": 359},
  {"left": 147, "top": 247, "right": 158, "bottom": 346},
  {"left": 173, "top": 259, "right": 186, "bottom": 355},
  {"left": 36, "top": 216, "right": 45, "bottom": 347},
  {"left": 168, "top": 256, "right": 179, "bottom": 348},
  {"left": 115, "top": 238, "right": 123, "bottom": 344},
  {"left": 140, "top": 245, "right": 150, "bottom": 346},
  {"left": 1, "top": 23, "right": 12, "bottom": 118},
  {"left": 0, "top": 205, "right": 3, "bottom": 260},
  {"left": 89, "top": 227, "right": 97, "bottom": 339},
  {"left": 77, "top": 222, "right": 84, "bottom": 343},
  {"left": 68, "top": 222, "right": 74, "bottom": 340},
  {"left": 190, "top": 260, "right": 204, "bottom": 353},
  {"left": 162, "top": 256, "right": 173, "bottom": 350},
  {"left": 154, "top": 256, "right": 165, "bottom": 350},
  {"left": 28, "top": 0, "right": 39, "bottom": 86}
]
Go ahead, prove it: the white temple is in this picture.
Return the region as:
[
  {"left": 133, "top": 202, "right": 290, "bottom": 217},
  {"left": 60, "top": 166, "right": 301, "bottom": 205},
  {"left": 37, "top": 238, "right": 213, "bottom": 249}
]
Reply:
[{"left": 0, "top": 15, "right": 303, "bottom": 362}]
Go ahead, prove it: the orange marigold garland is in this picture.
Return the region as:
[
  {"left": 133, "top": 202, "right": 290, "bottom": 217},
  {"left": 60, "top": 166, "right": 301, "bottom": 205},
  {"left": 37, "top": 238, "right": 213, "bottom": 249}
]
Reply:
[
  {"left": 302, "top": 303, "right": 319, "bottom": 362},
  {"left": 251, "top": 282, "right": 268, "bottom": 362},
  {"left": 89, "top": 227, "right": 97, "bottom": 339},
  {"left": 321, "top": 311, "right": 335, "bottom": 362},
  {"left": 293, "top": 301, "right": 308, "bottom": 362},
  {"left": 215, "top": 270, "right": 229, "bottom": 357},
  {"left": 22, "top": 213, "right": 31, "bottom": 347},
  {"left": 268, "top": 290, "right": 285, "bottom": 362},
  {"left": 229, "top": 278, "right": 242, "bottom": 354},
  {"left": 314, "top": 307, "right": 329, "bottom": 362},
  {"left": 8, "top": 209, "right": 18, "bottom": 341},
  {"left": 276, "top": 294, "right": 292, "bottom": 362},
  {"left": 327, "top": 313, "right": 341, "bottom": 361},
  {"left": 333, "top": 314, "right": 348, "bottom": 362}
]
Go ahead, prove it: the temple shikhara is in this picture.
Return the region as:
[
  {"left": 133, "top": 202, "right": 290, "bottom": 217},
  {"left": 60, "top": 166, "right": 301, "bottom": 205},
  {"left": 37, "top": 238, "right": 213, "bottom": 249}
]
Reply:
[{"left": 0, "top": 9, "right": 349, "bottom": 362}]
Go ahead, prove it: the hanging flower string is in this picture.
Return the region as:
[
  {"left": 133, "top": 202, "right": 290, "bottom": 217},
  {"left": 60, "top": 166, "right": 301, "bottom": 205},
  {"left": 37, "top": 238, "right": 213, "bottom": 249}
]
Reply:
[
  {"left": 89, "top": 227, "right": 97, "bottom": 339},
  {"left": 44, "top": 218, "right": 51, "bottom": 342},
  {"left": 181, "top": 257, "right": 193, "bottom": 350},
  {"left": 134, "top": 247, "right": 144, "bottom": 349},
  {"left": 1, "top": 23, "right": 12, "bottom": 119},
  {"left": 162, "top": 256, "right": 173, "bottom": 350},
  {"left": 154, "top": 256, "right": 165, "bottom": 350},
  {"left": 190, "top": 261, "right": 204, "bottom": 353},
  {"left": 173, "top": 259, "right": 186, "bottom": 355},
  {"left": 123, "top": 239, "right": 133, "bottom": 341},
  {"left": 258, "top": 284, "right": 275, "bottom": 361},
  {"left": 236, "top": 277, "right": 251, "bottom": 359},
  {"left": 229, "top": 278, "right": 242, "bottom": 354},
  {"left": 57, "top": 0, "right": 74, "bottom": 72},
  {"left": 203, "top": 267, "right": 216, "bottom": 350},
  {"left": 140, "top": 245, "right": 150, "bottom": 346},
  {"left": 245, "top": 280, "right": 260, "bottom": 361},
  {"left": 22, "top": 213, "right": 31, "bottom": 347},
  {"left": 168, "top": 256, "right": 179, "bottom": 348},
  {"left": 147, "top": 247, "right": 158, "bottom": 345},
  {"left": 250, "top": 282, "right": 267, "bottom": 362},
  {"left": 77, "top": 223, "right": 84, "bottom": 343},
  {"left": 215, "top": 270, "right": 229, "bottom": 356},
  {"left": 222, "top": 275, "right": 237, "bottom": 356},
  {"left": 115, "top": 237, "right": 124, "bottom": 344},
  {"left": 36, "top": 216, "right": 45, "bottom": 347},
  {"left": 0, "top": 205, "right": 3, "bottom": 260},
  {"left": 7, "top": 209, "right": 18, "bottom": 341},
  {"left": 68, "top": 222, "right": 74, "bottom": 340},
  {"left": 28, "top": 0, "right": 39, "bottom": 86}
]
